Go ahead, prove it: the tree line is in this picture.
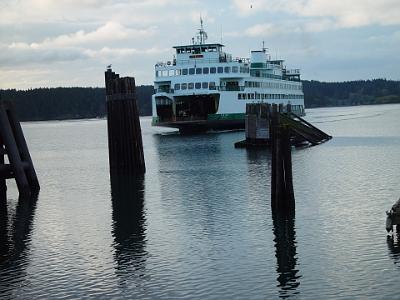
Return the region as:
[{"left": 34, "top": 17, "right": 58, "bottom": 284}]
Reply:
[{"left": 0, "top": 79, "right": 399, "bottom": 121}]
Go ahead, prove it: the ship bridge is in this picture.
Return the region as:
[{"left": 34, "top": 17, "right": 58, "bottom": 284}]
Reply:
[{"left": 174, "top": 43, "right": 230, "bottom": 65}]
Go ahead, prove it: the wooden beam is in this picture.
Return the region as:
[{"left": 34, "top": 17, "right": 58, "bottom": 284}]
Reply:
[{"left": 0, "top": 102, "right": 31, "bottom": 197}]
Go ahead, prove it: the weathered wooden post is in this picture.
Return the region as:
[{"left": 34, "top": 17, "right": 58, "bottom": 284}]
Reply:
[
  {"left": 0, "top": 137, "right": 6, "bottom": 201},
  {"left": 271, "top": 104, "right": 295, "bottom": 213},
  {"left": 0, "top": 99, "right": 39, "bottom": 198},
  {"left": 104, "top": 68, "right": 145, "bottom": 178}
]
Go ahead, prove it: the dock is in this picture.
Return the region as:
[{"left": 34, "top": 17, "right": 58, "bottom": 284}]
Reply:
[{"left": 234, "top": 103, "right": 331, "bottom": 148}]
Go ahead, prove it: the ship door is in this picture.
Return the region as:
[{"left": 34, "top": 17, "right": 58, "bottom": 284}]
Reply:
[{"left": 155, "top": 97, "right": 174, "bottom": 122}]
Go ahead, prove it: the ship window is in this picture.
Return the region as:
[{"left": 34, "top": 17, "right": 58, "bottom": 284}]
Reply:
[
  {"left": 181, "top": 83, "right": 187, "bottom": 90},
  {"left": 209, "top": 82, "right": 216, "bottom": 90},
  {"left": 251, "top": 93, "right": 255, "bottom": 99},
  {"left": 210, "top": 67, "right": 216, "bottom": 74},
  {"left": 188, "top": 83, "right": 194, "bottom": 89},
  {"left": 168, "top": 70, "right": 174, "bottom": 76},
  {"left": 232, "top": 66, "right": 239, "bottom": 73},
  {"left": 156, "top": 71, "right": 160, "bottom": 77},
  {"left": 224, "top": 66, "right": 230, "bottom": 73},
  {"left": 256, "top": 93, "right": 260, "bottom": 99},
  {"left": 182, "top": 69, "right": 188, "bottom": 75},
  {"left": 174, "top": 83, "right": 180, "bottom": 90},
  {"left": 195, "top": 82, "right": 201, "bottom": 89},
  {"left": 162, "top": 70, "right": 168, "bottom": 76},
  {"left": 189, "top": 68, "right": 195, "bottom": 75},
  {"left": 202, "top": 82, "right": 208, "bottom": 89},
  {"left": 175, "top": 69, "right": 181, "bottom": 76},
  {"left": 196, "top": 68, "right": 202, "bottom": 74},
  {"left": 203, "top": 67, "right": 209, "bottom": 74},
  {"left": 238, "top": 93, "right": 242, "bottom": 100},
  {"left": 217, "top": 67, "right": 223, "bottom": 73}
]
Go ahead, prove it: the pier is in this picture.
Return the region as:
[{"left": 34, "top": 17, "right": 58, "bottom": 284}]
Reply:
[{"left": 235, "top": 103, "right": 331, "bottom": 148}]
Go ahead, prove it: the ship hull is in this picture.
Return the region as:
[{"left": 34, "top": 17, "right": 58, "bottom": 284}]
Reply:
[{"left": 155, "top": 118, "right": 245, "bottom": 133}]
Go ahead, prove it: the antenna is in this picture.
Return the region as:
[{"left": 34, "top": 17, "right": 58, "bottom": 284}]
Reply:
[{"left": 196, "top": 15, "right": 208, "bottom": 44}]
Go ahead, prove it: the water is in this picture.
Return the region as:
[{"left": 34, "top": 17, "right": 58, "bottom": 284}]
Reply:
[{"left": 1, "top": 104, "right": 400, "bottom": 299}]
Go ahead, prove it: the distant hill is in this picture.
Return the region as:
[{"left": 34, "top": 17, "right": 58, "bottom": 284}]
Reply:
[
  {"left": 1, "top": 79, "right": 399, "bottom": 121},
  {"left": 303, "top": 79, "right": 400, "bottom": 108},
  {"left": 0, "top": 86, "right": 153, "bottom": 121}
]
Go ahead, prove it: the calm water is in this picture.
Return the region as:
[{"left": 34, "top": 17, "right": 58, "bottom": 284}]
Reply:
[{"left": 1, "top": 104, "right": 400, "bottom": 299}]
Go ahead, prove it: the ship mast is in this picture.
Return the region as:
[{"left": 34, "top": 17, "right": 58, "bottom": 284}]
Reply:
[{"left": 195, "top": 17, "right": 208, "bottom": 45}]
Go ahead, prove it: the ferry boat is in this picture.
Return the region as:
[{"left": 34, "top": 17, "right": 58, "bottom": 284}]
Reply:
[{"left": 152, "top": 20, "right": 305, "bottom": 133}]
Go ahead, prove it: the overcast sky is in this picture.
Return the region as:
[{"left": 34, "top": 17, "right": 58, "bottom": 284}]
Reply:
[{"left": 1, "top": 0, "right": 399, "bottom": 89}]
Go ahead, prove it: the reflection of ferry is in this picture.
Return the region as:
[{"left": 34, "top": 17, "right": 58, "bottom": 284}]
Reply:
[{"left": 152, "top": 20, "right": 305, "bottom": 133}]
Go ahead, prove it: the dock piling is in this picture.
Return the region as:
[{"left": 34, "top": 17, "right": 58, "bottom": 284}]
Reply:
[
  {"left": 104, "top": 68, "right": 145, "bottom": 178},
  {"left": 271, "top": 104, "right": 295, "bottom": 213},
  {"left": 0, "top": 100, "right": 39, "bottom": 198}
]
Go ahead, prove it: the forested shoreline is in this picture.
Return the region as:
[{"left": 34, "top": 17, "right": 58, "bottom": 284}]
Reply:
[{"left": 0, "top": 79, "right": 399, "bottom": 121}]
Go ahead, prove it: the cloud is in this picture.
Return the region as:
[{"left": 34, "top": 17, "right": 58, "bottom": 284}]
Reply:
[
  {"left": 0, "top": 0, "right": 198, "bottom": 25},
  {"left": 9, "top": 22, "right": 155, "bottom": 49},
  {"left": 0, "top": 44, "right": 88, "bottom": 66},
  {"left": 0, "top": 21, "right": 162, "bottom": 67},
  {"left": 84, "top": 46, "right": 169, "bottom": 61},
  {"left": 232, "top": 0, "right": 400, "bottom": 28},
  {"left": 244, "top": 23, "right": 281, "bottom": 37}
]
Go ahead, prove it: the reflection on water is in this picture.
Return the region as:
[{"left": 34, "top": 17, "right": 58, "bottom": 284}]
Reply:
[
  {"left": 0, "top": 198, "right": 8, "bottom": 263},
  {"left": 272, "top": 211, "right": 300, "bottom": 298},
  {"left": 111, "top": 175, "right": 147, "bottom": 285},
  {"left": 0, "top": 195, "right": 38, "bottom": 298},
  {"left": 387, "top": 228, "right": 400, "bottom": 267},
  {"left": 0, "top": 105, "right": 399, "bottom": 298}
]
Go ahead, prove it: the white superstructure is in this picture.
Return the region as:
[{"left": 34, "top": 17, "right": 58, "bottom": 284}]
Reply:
[{"left": 152, "top": 21, "right": 304, "bottom": 132}]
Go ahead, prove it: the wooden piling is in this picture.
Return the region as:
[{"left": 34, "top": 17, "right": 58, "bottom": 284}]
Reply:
[
  {"left": 0, "top": 136, "right": 6, "bottom": 201},
  {"left": 282, "top": 125, "right": 295, "bottom": 209},
  {"left": 271, "top": 104, "right": 295, "bottom": 213},
  {"left": 105, "top": 68, "right": 145, "bottom": 177},
  {"left": 0, "top": 100, "right": 39, "bottom": 198}
]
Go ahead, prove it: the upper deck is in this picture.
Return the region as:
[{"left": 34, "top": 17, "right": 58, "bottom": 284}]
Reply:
[{"left": 154, "top": 20, "right": 301, "bottom": 83}]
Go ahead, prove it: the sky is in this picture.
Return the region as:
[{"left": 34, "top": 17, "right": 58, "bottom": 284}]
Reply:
[{"left": 0, "top": 0, "right": 399, "bottom": 89}]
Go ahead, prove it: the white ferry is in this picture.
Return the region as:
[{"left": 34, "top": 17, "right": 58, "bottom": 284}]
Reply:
[{"left": 152, "top": 21, "right": 304, "bottom": 133}]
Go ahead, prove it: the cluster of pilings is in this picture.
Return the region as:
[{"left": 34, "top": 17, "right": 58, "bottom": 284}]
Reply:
[
  {"left": 236, "top": 102, "right": 332, "bottom": 214},
  {"left": 105, "top": 68, "right": 145, "bottom": 178},
  {"left": 0, "top": 99, "right": 39, "bottom": 199}
]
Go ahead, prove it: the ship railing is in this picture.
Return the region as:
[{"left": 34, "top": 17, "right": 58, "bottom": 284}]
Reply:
[
  {"left": 174, "top": 58, "right": 221, "bottom": 65},
  {"left": 156, "top": 88, "right": 174, "bottom": 94},
  {"left": 285, "top": 69, "right": 301, "bottom": 75},
  {"left": 171, "top": 58, "right": 250, "bottom": 66},
  {"left": 218, "top": 86, "right": 245, "bottom": 91},
  {"left": 233, "top": 57, "right": 250, "bottom": 64}
]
